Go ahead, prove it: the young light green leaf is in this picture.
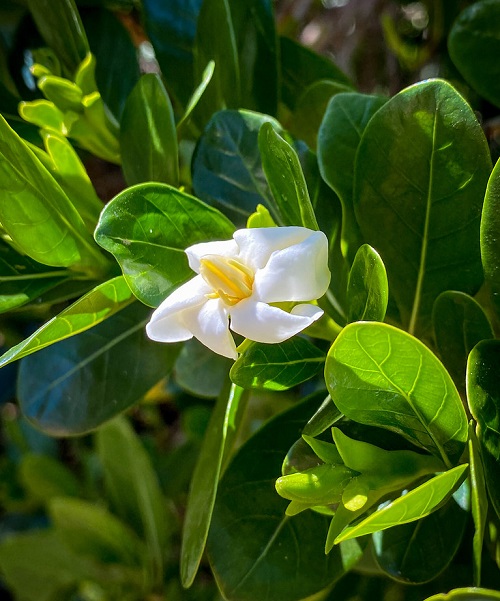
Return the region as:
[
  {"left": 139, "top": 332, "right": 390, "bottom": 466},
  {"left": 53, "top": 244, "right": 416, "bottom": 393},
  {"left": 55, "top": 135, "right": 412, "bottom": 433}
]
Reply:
[
  {"left": 94, "top": 182, "right": 235, "bottom": 307},
  {"left": 27, "top": 0, "right": 89, "bottom": 76},
  {"left": 302, "top": 394, "right": 342, "bottom": 437},
  {"left": 181, "top": 383, "right": 247, "bottom": 588},
  {"left": 96, "top": 416, "right": 169, "bottom": 589},
  {"left": 346, "top": 244, "right": 388, "bottom": 322},
  {"left": 467, "top": 340, "right": 500, "bottom": 522},
  {"left": 177, "top": 60, "right": 215, "bottom": 130},
  {"left": 192, "top": 109, "right": 281, "bottom": 225},
  {"left": 0, "top": 276, "right": 134, "bottom": 369},
  {"left": 335, "top": 464, "right": 468, "bottom": 543},
  {"left": 481, "top": 158, "right": 500, "bottom": 320},
  {"left": 207, "top": 393, "right": 364, "bottom": 601},
  {"left": 317, "top": 92, "right": 387, "bottom": 263},
  {"left": 424, "top": 588, "right": 500, "bottom": 601},
  {"left": 120, "top": 73, "right": 179, "bottom": 187},
  {"left": 354, "top": 79, "right": 491, "bottom": 337},
  {"left": 433, "top": 291, "right": 493, "bottom": 391},
  {"left": 468, "top": 422, "right": 488, "bottom": 586},
  {"left": 448, "top": 0, "right": 500, "bottom": 108},
  {"left": 18, "top": 303, "right": 178, "bottom": 435},
  {"left": 230, "top": 337, "right": 325, "bottom": 391},
  {"left": 259, "top": 122, "right": 319, "bottom": 230},
  {"left": 0, "top": 115, "right": 109, "bottom": 274},
  {"left": 19, "top": 453, "right": 80, "bottom": 502},
  {"left": 325, "top": 322, "right": 468, "bottom": 466}
]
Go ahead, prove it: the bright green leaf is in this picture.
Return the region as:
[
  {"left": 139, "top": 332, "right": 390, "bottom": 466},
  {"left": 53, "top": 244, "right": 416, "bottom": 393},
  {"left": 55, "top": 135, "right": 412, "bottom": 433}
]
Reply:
[
  {"left": 94, "top": 182, "right": 235, "bottom": 307},
  {"left": 325, "top": 322, "right": 468, "bottom": 466},
  {"left": 425, "top": 588, "right": 500, "bottom": 600},
  {"left": 469, "top": 422, "right": 489, "bottom": 586},
  {"left": 346, "top": 244, "right": 388, "bottom": 322},
  {"left": 481, "top": 158, "right": 500, "bottom": 320},
  {"left": 177, "top": 60, "right": 215, "bottom": 130},
  {"left": 354, "top": 79, "right": 491, "bottom": 337}
]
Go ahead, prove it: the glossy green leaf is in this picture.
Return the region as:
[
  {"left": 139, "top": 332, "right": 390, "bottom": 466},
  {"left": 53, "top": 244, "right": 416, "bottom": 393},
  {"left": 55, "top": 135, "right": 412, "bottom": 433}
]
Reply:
[
  {"left": 96, "top": 415, "right": 170, "bottom": 587},
  {"left": 372, "top": 489, "right": 468, "bottom": 583},
  {"left": 49, "top": 497, "right": 145, "bottom": 567},
  {"left": 481, "top": 158, "right": 500, "bottom": 320},
  {"left": 193, "top": 0, "right": 240, "bottom": 124},
  {"left": 27, "top": 0, "right": 89, "bottom": 76},
  {"left": 192, "top": 109, "right": 280, "bottom": 225},
  {"left": 302, "top": 394, "right": 342, "bottom": 437},
  {"left": 19, "top": 453, "right": 80, "bottom": 502},
  {"left": 177, "top": 60, "right": 215, "bottom": 130},
  {"left": 425, "top": 588, "right": 500, "bottom": 601},
  {"left": 469, "top": 422, "right": 488, "bottom": 586},
  {"left": 230, "top": 337, "right": 325, "bottom": 391},
  {"left": 335, "top": 464, "right": 468, "bottom": 543},
  {"left": 207, "top": 394, "right": 364, "bottom": 601},
  {"left": 317, "top": 92, "right": 387, "bottom": 262},
  {"left": 346, "top": 244, "right": 388, "bottom": 322},
  {"left": 142, "top": 0, "right": 203, "bottom": 107},
  {"left": 120, "top": 73, "right": 179, "bottom": 187},
  {"left": 291, "top": 80, "right": 352, "bottom": 150},
  {"left": 0, "top": 115, "right": 109, "bottom": 274},
  {"left": 259, "top": 122, "right": 319, "bottom": 230},
  {"left": 94, "top": 182, "right": 235, "bottom": 307},
  {"left": 175, "top": 338, "right": 232, "bottom": 398},
  {"left": 448, "top": 0, "right": 500, "bottom": 108},
  {"left": 0, "top": 238, "right": 69, "bottom": 313},
  {"left": 325, "top": 322, "right": 468, "bottom": 466},
  {"left": 18, "top": 302, "right": 178, "bottom": 435},
  {"left": 181, "top": 383, "right": 247, "bottom": 587},
  {"left": 467, "top": 340, "right": 500, "bottom": 521},
  {"left": 280, "top": 36, "right": 352, "bottom": 110},
  {"left": 354, "top": 79, "right": 491, "bottom": 337},
  {"left": 433, "top": 291, "right": 493, "bottom": 391},
  {"left": 0, "top": 276, "right": 134, "bottom": 368}
]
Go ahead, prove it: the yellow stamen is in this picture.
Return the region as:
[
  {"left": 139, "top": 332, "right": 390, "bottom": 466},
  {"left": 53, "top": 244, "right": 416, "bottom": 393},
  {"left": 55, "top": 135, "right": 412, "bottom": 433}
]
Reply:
[{"left": 200, "top": 255, "right": 254, "bottom": 306}]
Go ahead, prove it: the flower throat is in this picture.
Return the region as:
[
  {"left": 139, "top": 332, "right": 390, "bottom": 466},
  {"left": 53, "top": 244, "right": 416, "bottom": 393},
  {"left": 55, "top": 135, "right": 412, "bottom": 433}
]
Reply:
[{"left": 199, "top": 255, "right": 254, "bottom": 306}]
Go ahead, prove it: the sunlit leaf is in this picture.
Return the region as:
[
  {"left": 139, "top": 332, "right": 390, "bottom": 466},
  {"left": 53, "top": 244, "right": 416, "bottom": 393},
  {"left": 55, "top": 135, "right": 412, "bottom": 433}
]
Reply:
[
  {"left": 346, "top": 244, "right": 388, "bottom": 322},
  {"left": 481, "top": 158, "right": 500, "bottom": 320}
]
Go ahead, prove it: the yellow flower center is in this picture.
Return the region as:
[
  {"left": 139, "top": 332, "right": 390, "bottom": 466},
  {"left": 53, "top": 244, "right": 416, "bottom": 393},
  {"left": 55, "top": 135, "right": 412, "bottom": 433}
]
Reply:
[{"left": 199, "top": 255, "right": 254, "bottom": 306}]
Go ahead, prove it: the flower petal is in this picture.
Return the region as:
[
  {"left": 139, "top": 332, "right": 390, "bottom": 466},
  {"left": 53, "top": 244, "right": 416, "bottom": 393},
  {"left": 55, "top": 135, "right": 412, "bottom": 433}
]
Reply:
[
  {"left": 182, "top": 298, "right": 237, "bottom": 359},
  {"left": 253, "top": 230, "right": 330, "bottom": 302},
  {"left": 234, "top": 226, "right": 318, "bottom": 270},
  {"left": 146, "top": 276, "right": 210, "bottom": 342},
  {"left": 185, "top": 239, "right": 239, "bottom": 273},
  {"left": 229, "top": 299, "right": 323, "bottom": 343}
]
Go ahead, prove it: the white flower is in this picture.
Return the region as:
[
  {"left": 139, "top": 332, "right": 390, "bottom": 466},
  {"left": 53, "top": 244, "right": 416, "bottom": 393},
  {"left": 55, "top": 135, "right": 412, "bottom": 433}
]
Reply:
[{"left": 146, "top": 227, "right": 331, "bottom": 359}]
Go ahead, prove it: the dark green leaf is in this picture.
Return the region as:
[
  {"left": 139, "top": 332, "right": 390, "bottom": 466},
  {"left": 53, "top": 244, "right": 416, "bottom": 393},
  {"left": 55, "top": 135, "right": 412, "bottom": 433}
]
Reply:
[
  {"left": 19, "top": 453, "right": 80, "bottom": 502},
  {"left": 372, "top": 488, "right": 468, "bottom": 583},
  {"left": 469, "top": 422, "right": 488, "bottom": 586},
  {"left": 354, "top": 80, "right": 491, "bottom": 337},
  {"left": 175, "top": 338, "right": 232, "bottom": 398},
  {"left": 96, "top": 415, "right": 171, "bottom": 588},
  {"left": 207, "top": 394, "right": 364, "bottom": 601},
  {"left": 27, "top": 0, "right": 89, "bottom": 76},
  {"left": 481, "top": 158, "right": 500, "bottom": 320},
  {"left": 192, "top": 109, "right": 280, "bottom": 225},
  {"left": 317, "top": 92, "right": 387, "bottom": 262},
  {"left": 49, "top": 497, "right": 146, "bottom": 567},
  {"left": 467, "top": 340, "right": 500, "bottom": 521},
  {"left": 0, "top": 238, "right": 69, "bottom": 313},
  {"left": 291, "top": 80, "right": 352, "bottom": 150},
  {"left": 259, "top": 122, "right": 319, "bottom": 230},
  {"left": 433, "top": 291, "right": 493, "bottom": 391},
  {"left": 302, "top": 394, "right": 342, "bottom": 437},
  {"left": 335, "top": 464, "right": 468, "bottom": 543},
  {"left": 94, "top": 182, "right": 235, "bottom": 307},
  {"left": 325, "top": 322, "right": 468, "bottom": 466},
  {"left": 448, "top": 0, "right": 500, "bottom": 108},
  {"left": 181, "top": 383, "right": 247, "bottom": 587},
  {"left": 0, "top": 276, "right": 134, "bottom": 368},
  {"left": 347, "top": 244, "right": 388, "bottom": 322},
  {"left": 230, "top": 337, "right": 325, "bottom": 391},
  {"left": 18, "top": 302, "right": 178, "bottom": 435},
  {"left": 0, "top": 115, "right": 109, "bottom": 274},
  {"left": 120, "top": 73, "right": 179, "bottom": 187},
  {"left": 193, "top": 0, "right": 240, "bottom": 125},
  {"left": 280, "top": 36, "right": 352, "bottom": 111}
]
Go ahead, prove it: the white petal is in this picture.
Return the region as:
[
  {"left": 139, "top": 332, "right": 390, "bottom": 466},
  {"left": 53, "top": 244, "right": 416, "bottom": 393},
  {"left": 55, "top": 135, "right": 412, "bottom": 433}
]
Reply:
[
  {"left": 146, "top": 276, "right": 210, "bottom": 342},
  {"left": 229, "top": 299, "right": 323, "bottom": 343},
  {"left": 182, "top": 298, "right": 237, "bottom": 359},
  {"left": 253, "top": 230, "right": 330, "bottom": 302},
  {"left": 185, "top": 239, "right": 239, "bottom": 273},
  {"left": 234, "top": 227, "right": 317, "bottom": 270}
]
